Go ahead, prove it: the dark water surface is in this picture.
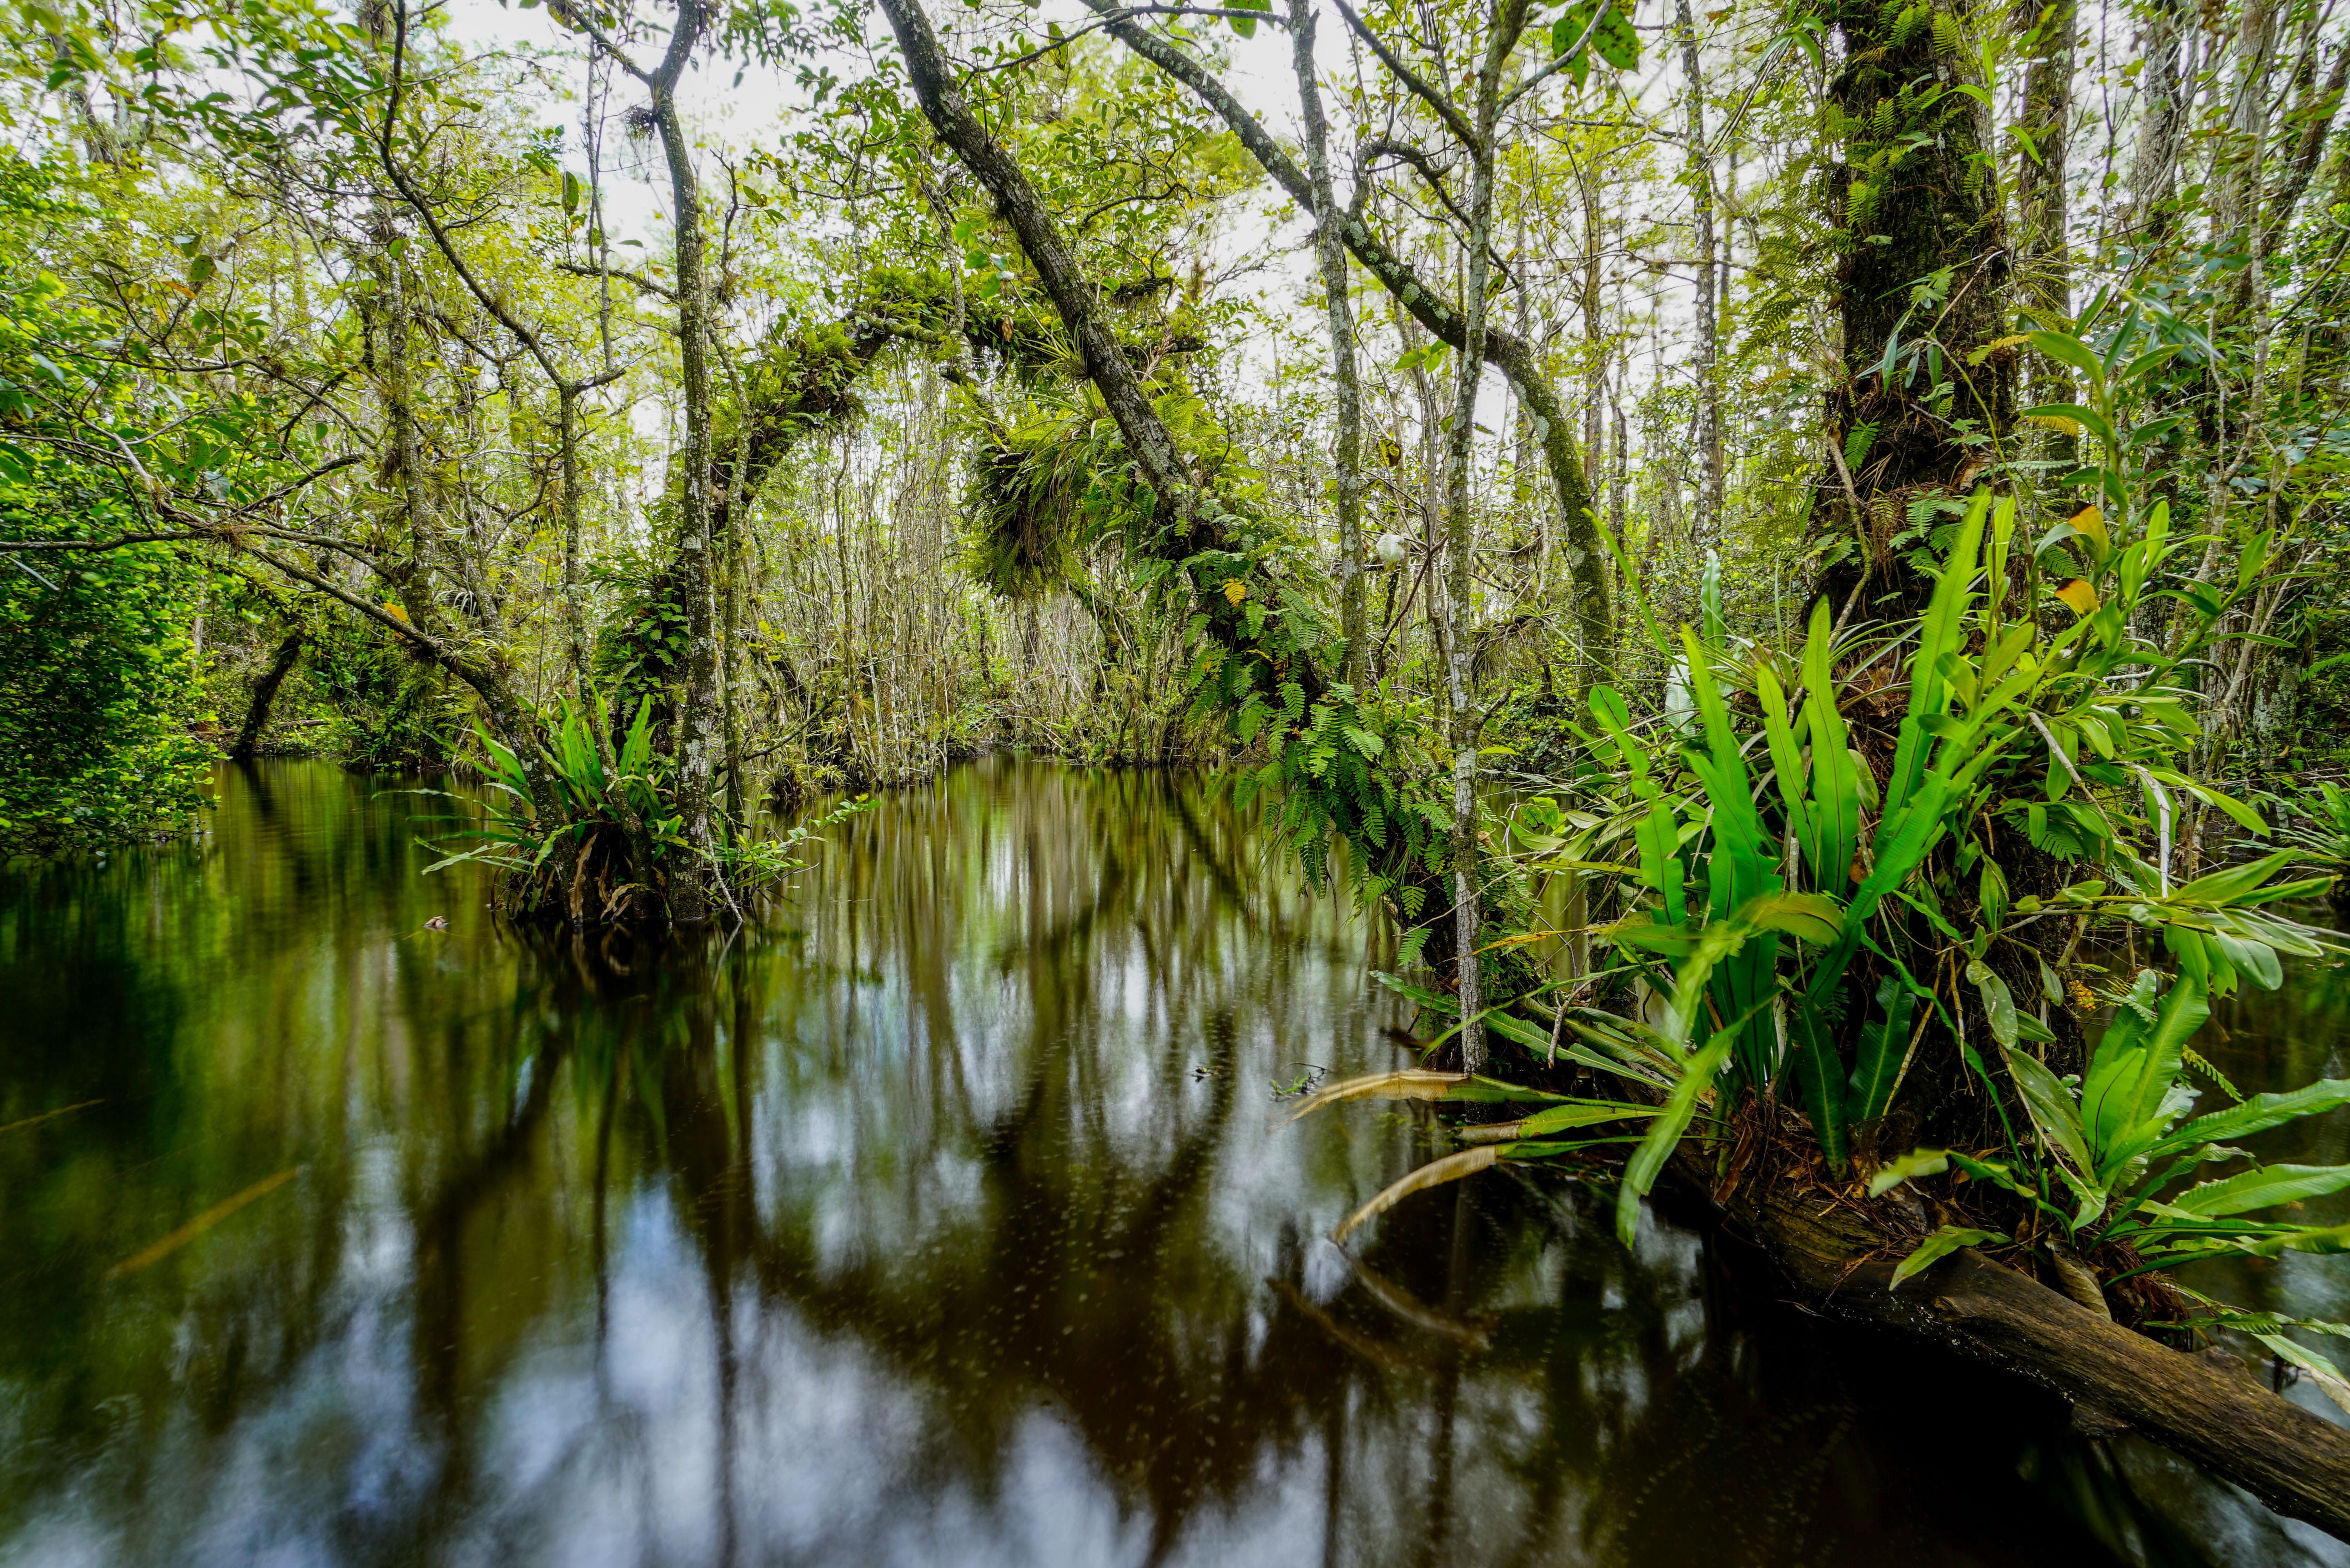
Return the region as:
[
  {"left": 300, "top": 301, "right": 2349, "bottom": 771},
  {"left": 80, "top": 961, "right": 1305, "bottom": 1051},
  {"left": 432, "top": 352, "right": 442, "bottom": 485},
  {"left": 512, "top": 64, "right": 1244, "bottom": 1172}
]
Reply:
[{"left": 1, "top": 759, "right": 2345, "bottom": 1568}]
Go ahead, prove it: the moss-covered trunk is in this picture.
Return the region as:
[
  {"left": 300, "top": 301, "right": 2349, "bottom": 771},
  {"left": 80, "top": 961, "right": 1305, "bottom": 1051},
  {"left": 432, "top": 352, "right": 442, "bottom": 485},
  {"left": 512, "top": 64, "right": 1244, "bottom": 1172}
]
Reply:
[{"left": 1815, "top": 0, "right": 2017, "bottom": 614}]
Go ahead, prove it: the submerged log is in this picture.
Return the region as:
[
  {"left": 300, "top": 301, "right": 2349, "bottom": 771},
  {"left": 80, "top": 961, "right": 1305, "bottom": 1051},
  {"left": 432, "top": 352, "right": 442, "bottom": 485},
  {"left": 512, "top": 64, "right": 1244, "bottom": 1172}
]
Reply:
[{"left": 1721, "top": 1170, "right": 2350, "bottom": 1539}]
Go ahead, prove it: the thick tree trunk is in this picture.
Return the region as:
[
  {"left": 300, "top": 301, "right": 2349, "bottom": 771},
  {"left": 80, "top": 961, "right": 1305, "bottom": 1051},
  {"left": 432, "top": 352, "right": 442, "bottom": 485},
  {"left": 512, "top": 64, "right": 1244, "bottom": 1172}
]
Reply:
[
  {"left": 1815, "top": 0, "right": 2016, "bottom": 613},
  {"left": 230, "top": 633, "right": 302, "bottom": 761},
  {"left": 1290, "top": 0, "right": 1369, "bottom": 689},
  {"left": 2210, "top": 0, "right": 2283, "bottom": 246}
]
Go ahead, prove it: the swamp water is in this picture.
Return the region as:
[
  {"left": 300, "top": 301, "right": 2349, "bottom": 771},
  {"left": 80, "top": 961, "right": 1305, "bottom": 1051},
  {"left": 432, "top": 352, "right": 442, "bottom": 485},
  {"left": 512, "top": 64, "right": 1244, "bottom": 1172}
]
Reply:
[{"left": 0, "top": 758, "right": 2344, "bottom": 1568}]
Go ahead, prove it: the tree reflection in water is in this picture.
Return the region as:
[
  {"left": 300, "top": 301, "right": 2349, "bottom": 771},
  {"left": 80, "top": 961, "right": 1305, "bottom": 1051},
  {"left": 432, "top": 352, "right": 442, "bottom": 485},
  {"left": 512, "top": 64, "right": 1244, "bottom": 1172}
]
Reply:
[{"left": 0, "top": 758, "right": 2303, "bottom": 1568}]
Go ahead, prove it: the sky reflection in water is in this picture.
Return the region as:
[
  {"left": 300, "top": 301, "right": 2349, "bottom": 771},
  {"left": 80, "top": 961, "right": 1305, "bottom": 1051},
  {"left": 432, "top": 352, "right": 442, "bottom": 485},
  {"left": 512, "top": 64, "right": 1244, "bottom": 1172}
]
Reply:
[{"left": 0, "top": 758, "right": 2343, "bottom": 1568}]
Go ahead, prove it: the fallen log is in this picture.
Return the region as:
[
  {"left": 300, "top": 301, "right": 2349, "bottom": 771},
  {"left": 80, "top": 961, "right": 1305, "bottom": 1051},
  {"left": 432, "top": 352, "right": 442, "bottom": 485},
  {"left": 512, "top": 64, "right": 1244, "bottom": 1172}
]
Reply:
[{"left": 1721, "top": 1170, "right": 2350, "bottom": 1539}]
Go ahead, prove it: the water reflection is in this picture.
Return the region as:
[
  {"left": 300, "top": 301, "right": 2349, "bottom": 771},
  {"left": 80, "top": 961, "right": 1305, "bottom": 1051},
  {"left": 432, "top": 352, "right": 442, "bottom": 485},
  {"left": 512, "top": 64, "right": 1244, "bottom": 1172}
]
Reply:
[{"left": 0, "top": 759, "right": 2330, "bottom": 1566}]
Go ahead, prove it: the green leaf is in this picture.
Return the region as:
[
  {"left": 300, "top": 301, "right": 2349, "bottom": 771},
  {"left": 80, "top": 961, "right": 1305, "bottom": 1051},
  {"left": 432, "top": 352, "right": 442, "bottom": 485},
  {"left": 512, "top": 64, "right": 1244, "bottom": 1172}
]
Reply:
[
  {"left": 1968, "top": 959, "right": 2022, "bottom": 1048},
  {"left": 2248, "top": 1221, "right": 2350, "bottom": 1256},
  {"left": 2082, "top": 970, "right": 2207, "bottom": 1169},
  {"left": 1371, "top": 970, "right": 1457, "bottom": 1015},
  {"left": 2024, "top": 332, "right": 2105, "bottom": 394},
  {"left": 1867, "top": 1146, "right": 1949, "bottom": 1197},
  {"left": 1223, "top": 0, "right": 1269, "bottom": 35},
  {"left": 2169, "top": 849, "right": 2300, "bottom": 906},
  {"left": 2005, "top": 1045, "right": 2096, "bottom": 1182},
  {"left": 2169, "top": 1164, "right": 2350, "bottom": 1217},
  {"left": 2157, "top": 1079, "right": 2350, "bottom": 1156},
  {"left": 1892, "top": 1226, "right": 2008, "bottom": 1287},
  {"left": 1788, "top": 997, "right": 1850, "bottom": 1170},
  {"left": 1514, "top": 1099, "right": 1661, "bottom": 1136},
  {"left": 1799, "top": 599, "right": 1860, "bottom": 892},
  {"left": 1615, "top": 1022, "right": 1739, "bottom": 1246},
  {"left": 1846, "top": 977, "right": 1920, "bottom": 1123}
]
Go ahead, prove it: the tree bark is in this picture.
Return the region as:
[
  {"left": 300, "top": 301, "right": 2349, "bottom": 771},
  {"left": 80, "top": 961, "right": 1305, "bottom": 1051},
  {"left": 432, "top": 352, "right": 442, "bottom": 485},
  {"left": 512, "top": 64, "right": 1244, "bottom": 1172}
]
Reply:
[
  {"left": 1672, "top": 0, "right": 1723, "bottom": 553},
  {"left": 2258, "top": 40, "right": 2350, "bottom": 265},
  {"left": 1290, "top": 0, "right": 1369, "bottom": 689},
  {"left": 1437, "top": 0, "right": 1530, "bottom": 1075},
  {"left": 2210, "top": 0, "right": 2283, "bottom": 246},
  {"left": 645, "top": 0, "right": 720, "bottom": 920},
  {"left": 2017, "top": 0, "right": 2074, "bottom": 392},
  {"left": 872, "top": 0, "right": 1322, "bottom": 721},
  {"left": 2129, "top": 0, "right": 2189, "bottom": 240},
  {"left": 230, "top": 633, "right": 302, "bottom": 761},
  {"left": 1815, "top": 0, "right": 2015, "bottom": 613},
  {"left": 1714, "top": 1164, "right": 2350, "bottom": 1540}
]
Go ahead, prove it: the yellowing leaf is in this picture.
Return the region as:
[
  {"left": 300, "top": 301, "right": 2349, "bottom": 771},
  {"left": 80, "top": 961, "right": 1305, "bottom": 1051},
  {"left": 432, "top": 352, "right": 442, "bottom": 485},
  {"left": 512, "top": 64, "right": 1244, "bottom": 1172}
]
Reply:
[
  {"left": 1221, "top": 578, "right": 1248, "bottom": 606},
  {"left": 2069, "top": 504, "right": 2108, "bottom": 552},
  {"left": 2055, "top": 579, "right": 2099, "bottom": 618},
  {"left": 1966, "top": 332, "right": 2031, "bottom": 367},
  {"left": 1333, "top": 1146, "right": 1498, "bottom": 1242},
  {"left": 2024, "top": 412, "right": 2082, "bottom": 438},
  {"left": 1281, "top": 1069, "right": 1473, "bottom": 1124}
]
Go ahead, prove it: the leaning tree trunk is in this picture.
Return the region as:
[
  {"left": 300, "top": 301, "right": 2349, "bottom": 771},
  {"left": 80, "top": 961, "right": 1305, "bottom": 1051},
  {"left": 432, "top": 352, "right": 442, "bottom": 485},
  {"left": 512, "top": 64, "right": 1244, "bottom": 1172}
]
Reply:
[
  {"left": 1814, "top": 0, "right": 2017, "bottom": 614},
  {"left": 230, "top": 633, "right": 302, "bottom": 761},
  {"left": 1707, "top": 1149, "right": 2350, "bottom": 1540},
  {"left": 870, "top": 0, "right": 1321, "bottom": 707}
]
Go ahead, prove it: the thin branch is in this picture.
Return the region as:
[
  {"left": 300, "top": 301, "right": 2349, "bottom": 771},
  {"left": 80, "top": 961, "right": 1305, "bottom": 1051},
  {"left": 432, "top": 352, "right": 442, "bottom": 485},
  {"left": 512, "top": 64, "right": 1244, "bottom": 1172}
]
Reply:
[
  {"left": 976, "top": 6, "right": 1290, "bottom": 73},
  {"left": 1331, "top": 0, "right": 1477, "bottom": 148}
]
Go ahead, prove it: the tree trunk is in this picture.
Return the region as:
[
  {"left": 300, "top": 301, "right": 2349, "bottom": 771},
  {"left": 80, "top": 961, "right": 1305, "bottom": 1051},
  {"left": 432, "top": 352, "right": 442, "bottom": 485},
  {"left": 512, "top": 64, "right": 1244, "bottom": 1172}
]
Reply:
[
  {"left": 2129, "top": 0, "right": 2189, "bottom": 240},
  {"left": 2258, "top": 38, "right": 2350, "bottom": 265},
  {"left": 1711, "top": 1158, "right": 2350, "bottom": 1540},
  {"left": 230, "top": 633, "right": 302, "bottom": 761},
  {"left": 647, "top": 0, "right": 720, "bottom": 921},
  {"left": 1441, "top": 0, "right": 1532, "bottom": 1074},
  {"left": 872, "top": 0, "right": 1322, "bottom": 719},
  {"left": 2210, "top": 0, "right": 2283, "bottom": 246},
  {"left": 1815, "top": 0, "right": 2016, "bottom": 613},
  {"left": 1672, "top": 0, "right": 1723, "bottom": 553},
  {"left": 1290, "top": 0, "right": 1369, "bottom": 689},
  {"left": 2017, "top": 0, "right": 2074, "bottom": 379},
  {"left": 1576, "top": 151, "right": 1607, "bottom": 595}
]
